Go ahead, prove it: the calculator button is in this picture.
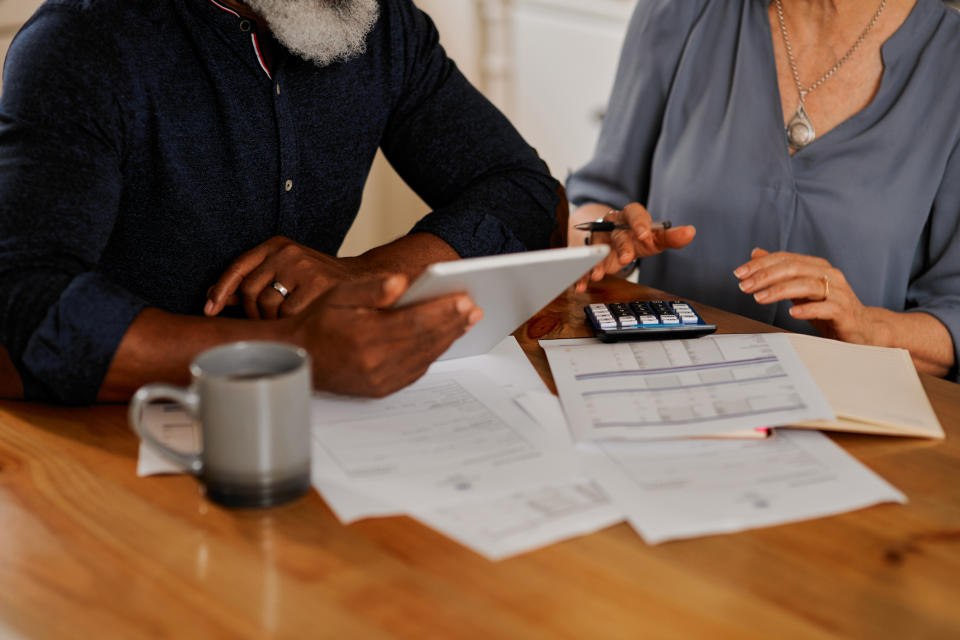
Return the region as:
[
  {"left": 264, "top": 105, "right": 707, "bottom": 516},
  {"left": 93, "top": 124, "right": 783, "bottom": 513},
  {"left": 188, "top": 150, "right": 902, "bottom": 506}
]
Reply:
[
  {"left": 658, "top": 315, "right": 680, "bottom": 325},
  {"left": 639, "top": 315, "right": 659, "bottom": 325}
]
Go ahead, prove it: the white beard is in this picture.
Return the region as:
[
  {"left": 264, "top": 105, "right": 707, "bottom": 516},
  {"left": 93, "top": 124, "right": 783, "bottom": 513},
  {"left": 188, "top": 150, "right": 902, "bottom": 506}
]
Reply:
[{"left": 243, "top": 0, "right": 380, "bottom": 67}]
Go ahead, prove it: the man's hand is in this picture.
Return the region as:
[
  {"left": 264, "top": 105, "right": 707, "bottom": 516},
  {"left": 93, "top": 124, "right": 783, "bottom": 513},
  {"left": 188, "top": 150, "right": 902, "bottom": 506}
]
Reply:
[
  {"left": 205, "top": 236, "right": 355, "bottom": 320},
  {"left": 290, "top": 274, "right": 483, "bottom": 397},
  {"left": 99, "top": 272, "right": 482, "bottom": 402},
  {"left": 571, "top": 203, "right": 696, "bottom": 292}
]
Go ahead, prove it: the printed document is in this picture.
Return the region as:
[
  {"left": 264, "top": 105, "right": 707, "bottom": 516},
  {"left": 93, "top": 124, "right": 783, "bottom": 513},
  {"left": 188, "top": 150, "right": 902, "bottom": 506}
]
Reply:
[
  {"left": 583, "top": 428, "right": 906, "bottom": 544},
  {"left": 541, "top": 334, "right": 834, "bottom": 441},
  {"left": 412, "top": 480, "right": 621, "bottom": 561},
  {"left": 309, "top": 369, "right": 575, "bottom": 509},
  {"left": 515, "top": 390, "right": 904, "bottom": 545}
]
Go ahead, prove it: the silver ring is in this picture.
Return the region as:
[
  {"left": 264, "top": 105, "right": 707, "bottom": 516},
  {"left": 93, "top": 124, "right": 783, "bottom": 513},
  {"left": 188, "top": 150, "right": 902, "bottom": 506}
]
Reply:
[{"left": 271, "top": 281, "right": 289, "bottom": 298}]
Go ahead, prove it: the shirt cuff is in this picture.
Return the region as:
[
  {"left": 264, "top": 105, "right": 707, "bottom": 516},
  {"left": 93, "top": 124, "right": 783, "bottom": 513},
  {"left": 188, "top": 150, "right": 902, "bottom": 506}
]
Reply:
[
  {"left": 907, "top": 306, "right": 960, "bottom": 383},
  {"left": 21, "top": 273, "right": 148, "bottom": 404}
]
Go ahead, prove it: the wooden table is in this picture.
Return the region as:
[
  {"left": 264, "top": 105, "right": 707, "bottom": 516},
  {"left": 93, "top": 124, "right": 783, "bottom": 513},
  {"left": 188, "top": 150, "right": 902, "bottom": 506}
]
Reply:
[{"left": 2, "top": 277, "right": 958, "bottom": 639}]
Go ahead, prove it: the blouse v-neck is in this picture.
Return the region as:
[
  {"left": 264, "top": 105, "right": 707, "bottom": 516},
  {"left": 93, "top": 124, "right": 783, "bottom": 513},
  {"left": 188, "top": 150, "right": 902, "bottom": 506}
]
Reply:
[{"left": 754, "top": 0, "right": 934, "bottom": 162}]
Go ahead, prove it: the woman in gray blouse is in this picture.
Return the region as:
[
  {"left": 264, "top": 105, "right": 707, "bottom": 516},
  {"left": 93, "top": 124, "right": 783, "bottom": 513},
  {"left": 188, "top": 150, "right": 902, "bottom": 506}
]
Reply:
[{"left": 566, "top": 0, "right": 960, "bottom": 380}]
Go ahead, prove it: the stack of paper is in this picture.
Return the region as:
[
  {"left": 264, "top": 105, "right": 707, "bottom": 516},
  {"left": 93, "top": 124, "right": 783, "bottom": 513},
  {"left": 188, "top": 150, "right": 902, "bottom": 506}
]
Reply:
[
  {"left": 136, "top": 334, "right": 917, "bottom": 559},
  {"left": 540, "top": 333, "right": 943, "bottom": 440},
  {"left": 525, "top": 388, "right": 905, "bottom": 544},
  {"left": 138, "top": 339, "right": 622, "bottom": 560}
]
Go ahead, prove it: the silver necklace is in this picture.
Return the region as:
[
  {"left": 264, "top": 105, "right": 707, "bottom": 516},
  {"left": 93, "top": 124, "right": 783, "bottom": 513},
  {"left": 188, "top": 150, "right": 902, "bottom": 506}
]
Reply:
[{"left": 775, "top": 0, "right": 886, "bottom": 151}]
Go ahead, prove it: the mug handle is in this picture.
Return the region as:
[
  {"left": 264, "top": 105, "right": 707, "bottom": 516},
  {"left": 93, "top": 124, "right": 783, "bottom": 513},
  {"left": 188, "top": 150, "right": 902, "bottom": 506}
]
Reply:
[{"left": 128, "top": 384, "right": 203, "bottom": 474}]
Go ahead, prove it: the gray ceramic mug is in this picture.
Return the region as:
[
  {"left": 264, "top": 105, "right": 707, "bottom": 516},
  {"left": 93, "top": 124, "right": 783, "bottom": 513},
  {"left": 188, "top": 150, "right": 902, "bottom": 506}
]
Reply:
[{"left": 129, "top": 341, "right": 312, "bottom": 508}]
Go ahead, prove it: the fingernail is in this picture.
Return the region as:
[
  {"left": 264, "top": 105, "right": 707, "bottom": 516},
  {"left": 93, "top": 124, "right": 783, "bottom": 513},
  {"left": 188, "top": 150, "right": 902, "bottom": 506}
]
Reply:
[
  {"left": 739, "top": 279, "right": 753, "bottom": 292},
  {"left": 754, "top": 291, "right": 768, "bottom": 302},
  {"left": 204, "top": 300, "right": 214, "bottom": 316},
  {"left": 789, "top": 306, "right": 800, "bottom": 317},
  {"left": 456, "top": 297, "right": 473, "bottom": 314},
  {"left": 733, "top": 267, "right": 747, "bottom": 278},
  {"left": 467, "top": 308, "right": 483, "bottom": 326},
  {"left": 383, "top": 274, "right": 404, "bottom": 292}
]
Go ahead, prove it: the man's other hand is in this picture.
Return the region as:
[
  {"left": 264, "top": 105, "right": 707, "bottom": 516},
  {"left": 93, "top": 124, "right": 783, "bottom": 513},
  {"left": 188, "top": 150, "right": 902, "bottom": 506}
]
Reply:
[{"left": 291, "top": 274, "right": 483, "bottom": 397}]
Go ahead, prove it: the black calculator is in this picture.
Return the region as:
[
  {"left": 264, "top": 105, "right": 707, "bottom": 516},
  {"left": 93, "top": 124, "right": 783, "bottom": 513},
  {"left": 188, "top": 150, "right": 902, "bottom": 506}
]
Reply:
[{"left": 584, "top": 300, "right": 717, "bottom": 342}]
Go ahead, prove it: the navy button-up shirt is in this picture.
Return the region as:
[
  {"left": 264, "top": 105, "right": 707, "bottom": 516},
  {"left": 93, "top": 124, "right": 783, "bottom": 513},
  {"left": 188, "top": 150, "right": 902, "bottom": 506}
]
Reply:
[{"left": 0, "top": 0, "right": 560, "bottom": 403}]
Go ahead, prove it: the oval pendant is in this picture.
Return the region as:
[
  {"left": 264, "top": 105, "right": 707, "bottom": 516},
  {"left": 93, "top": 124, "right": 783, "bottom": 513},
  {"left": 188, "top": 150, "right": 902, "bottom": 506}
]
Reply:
[{"left": 786, "top": 103, "right": 816, "bottom": 151}]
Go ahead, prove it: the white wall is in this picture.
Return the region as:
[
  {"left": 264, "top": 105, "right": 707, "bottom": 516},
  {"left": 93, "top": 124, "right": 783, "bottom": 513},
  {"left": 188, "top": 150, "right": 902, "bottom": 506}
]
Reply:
[{"left": 0, "top": 0, "right": 44, "bottom": 88}]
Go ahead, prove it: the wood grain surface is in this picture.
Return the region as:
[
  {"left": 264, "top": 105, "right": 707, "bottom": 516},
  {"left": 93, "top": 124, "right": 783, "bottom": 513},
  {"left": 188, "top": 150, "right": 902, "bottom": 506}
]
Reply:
[{"left": 1, "top": 277, "right": 958, "bottom": 639}]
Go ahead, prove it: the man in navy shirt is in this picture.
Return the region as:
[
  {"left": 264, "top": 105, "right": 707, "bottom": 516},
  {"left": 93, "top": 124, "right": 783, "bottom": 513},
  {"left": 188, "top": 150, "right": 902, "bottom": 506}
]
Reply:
[{"left": 0, "top": 0, "right": 561, "bottom": 403}]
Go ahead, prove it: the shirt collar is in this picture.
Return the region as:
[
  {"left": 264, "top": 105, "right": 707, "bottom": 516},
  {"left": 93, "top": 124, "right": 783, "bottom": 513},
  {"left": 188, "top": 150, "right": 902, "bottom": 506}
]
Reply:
[{"left": 182, "top": 0, "right": 275, "bottom": 79}]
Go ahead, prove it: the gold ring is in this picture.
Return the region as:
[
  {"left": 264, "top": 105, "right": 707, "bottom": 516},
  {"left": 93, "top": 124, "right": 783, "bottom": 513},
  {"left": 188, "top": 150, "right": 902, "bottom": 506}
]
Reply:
[{"left": 822, "top": 273, "right": 830, "bottom": 300}]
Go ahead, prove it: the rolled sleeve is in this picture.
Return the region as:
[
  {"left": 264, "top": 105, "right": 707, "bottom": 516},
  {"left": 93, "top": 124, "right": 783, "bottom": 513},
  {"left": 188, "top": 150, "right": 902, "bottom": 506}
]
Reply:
[
  {"left": 22, "top": 274, "right": 148, "bottom": 403},
  {"left": 0, "top": 7, "right": 135, "bottom": 402},
  {"left": 907, "top": 137, "right": 960, "bottom": 381}
]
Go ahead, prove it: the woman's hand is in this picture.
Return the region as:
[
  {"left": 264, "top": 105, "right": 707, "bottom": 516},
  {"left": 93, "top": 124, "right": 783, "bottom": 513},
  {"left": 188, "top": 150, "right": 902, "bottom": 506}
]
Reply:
[
  {"left": 204, "top": 236, "right": 355, "bottom": 320},
  {"left": 572, "top": 203, "right": 696, "bottom": 292},
  {"left": 734, "top": 248, "right": 878, "bottom": 344}
]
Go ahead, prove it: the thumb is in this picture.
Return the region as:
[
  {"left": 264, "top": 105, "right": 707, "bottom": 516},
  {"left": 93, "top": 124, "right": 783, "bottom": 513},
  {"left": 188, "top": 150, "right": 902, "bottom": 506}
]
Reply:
[
  {"left": 661, "top": 225, "right": 696, "bottom": 250},
  {"left": 322, "top": 274, "right": 409, "bottom": 309}
]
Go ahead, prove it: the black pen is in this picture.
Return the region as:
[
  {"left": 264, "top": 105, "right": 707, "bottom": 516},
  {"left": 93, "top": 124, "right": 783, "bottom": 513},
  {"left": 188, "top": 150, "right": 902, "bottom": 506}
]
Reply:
[{"left": 575, "top": 220, "right": 672, "bottom": 232}]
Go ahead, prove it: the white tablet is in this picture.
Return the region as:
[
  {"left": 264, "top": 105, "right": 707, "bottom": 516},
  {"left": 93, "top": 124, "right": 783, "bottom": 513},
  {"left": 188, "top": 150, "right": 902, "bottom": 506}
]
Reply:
[{"left": 393, "top": 245, "right": 610, "bottom": 360}]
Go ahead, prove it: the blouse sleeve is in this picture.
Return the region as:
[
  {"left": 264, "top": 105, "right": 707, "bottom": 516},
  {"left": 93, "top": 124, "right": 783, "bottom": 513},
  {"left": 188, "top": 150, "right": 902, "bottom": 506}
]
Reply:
[
  {"left": 565, "top": 0, "right": 708, "bottom": 209},
  {"left": 906, "top": 136, "right": 960, "bottom": 381}
]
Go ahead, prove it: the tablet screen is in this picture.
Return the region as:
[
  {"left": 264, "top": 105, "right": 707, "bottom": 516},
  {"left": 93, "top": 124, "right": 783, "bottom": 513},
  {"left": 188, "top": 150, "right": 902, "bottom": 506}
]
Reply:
[{"left": 393, "top": 245, "right": 609, "bottom": 360}]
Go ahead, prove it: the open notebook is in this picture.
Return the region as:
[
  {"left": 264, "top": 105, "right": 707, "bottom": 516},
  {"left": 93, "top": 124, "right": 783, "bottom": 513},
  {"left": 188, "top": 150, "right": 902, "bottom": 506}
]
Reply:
[{"left": 785, "top": 334, "right": 944, "bottom": 439}]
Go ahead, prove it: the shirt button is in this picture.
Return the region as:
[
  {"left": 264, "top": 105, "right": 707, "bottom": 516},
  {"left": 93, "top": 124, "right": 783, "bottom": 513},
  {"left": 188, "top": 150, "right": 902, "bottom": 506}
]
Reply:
[
  {"left": 276, "top": 83, "right": 281, "bottom": 96},
  {"left": 239, "top": 20, "right": 251, "bottom": 32},
  {"left": 284, "top": 179, "right": 293, "bottom": 192}
]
